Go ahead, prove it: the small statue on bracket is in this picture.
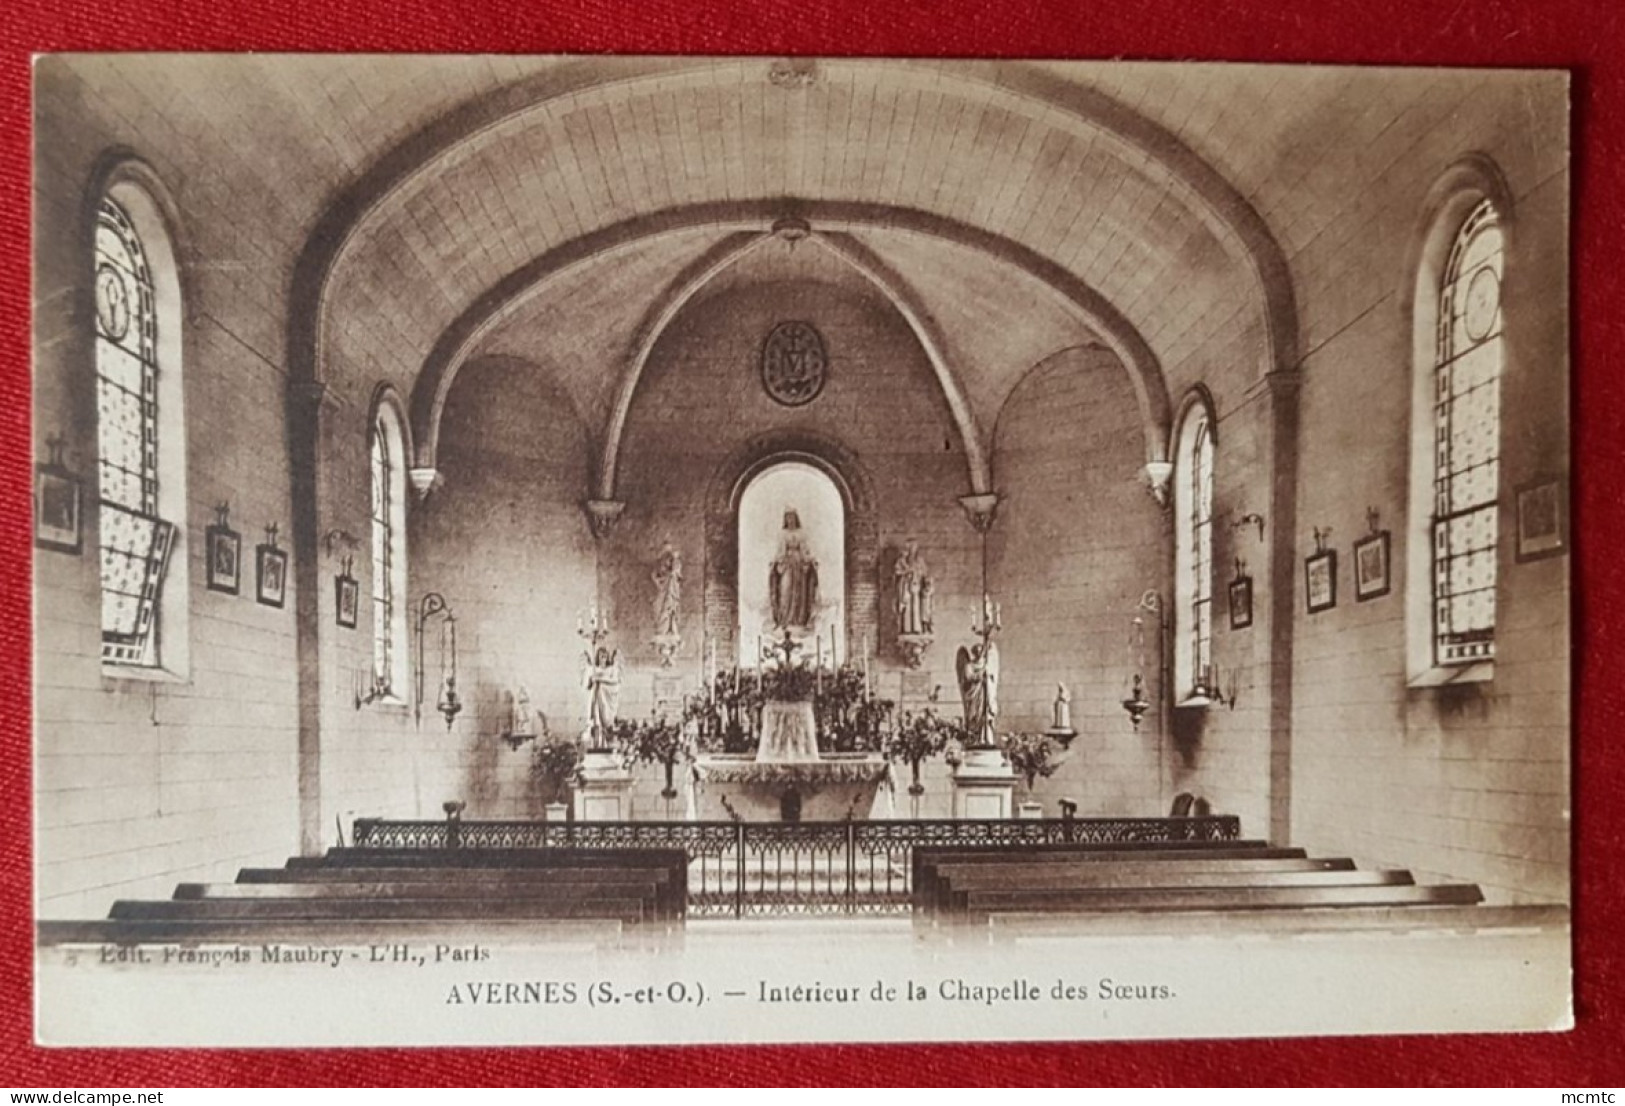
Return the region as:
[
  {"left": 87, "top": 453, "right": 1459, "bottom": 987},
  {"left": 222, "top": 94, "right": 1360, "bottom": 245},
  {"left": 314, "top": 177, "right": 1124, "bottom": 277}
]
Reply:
[
  {"left": 893, "top": 538, "right": 935, "bottom": 668},
  {"left": 1046, "top": 683, "right": 1077, "bottom": 748},
  {"left": 650, "top": 538, "right": 683, "bottom": 668}
]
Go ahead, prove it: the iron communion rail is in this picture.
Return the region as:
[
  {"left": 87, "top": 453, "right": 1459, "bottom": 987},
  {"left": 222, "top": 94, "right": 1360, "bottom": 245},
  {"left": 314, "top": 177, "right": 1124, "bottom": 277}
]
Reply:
[{"left": 350, "top": 815, "right": 1244, "bottom": 918}]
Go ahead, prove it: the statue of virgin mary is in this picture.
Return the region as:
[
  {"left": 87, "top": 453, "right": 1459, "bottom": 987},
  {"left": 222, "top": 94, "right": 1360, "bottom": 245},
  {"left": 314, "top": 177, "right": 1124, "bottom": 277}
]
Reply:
[{"left": 768, "top": 508, "right": 819, "bottom": 631}]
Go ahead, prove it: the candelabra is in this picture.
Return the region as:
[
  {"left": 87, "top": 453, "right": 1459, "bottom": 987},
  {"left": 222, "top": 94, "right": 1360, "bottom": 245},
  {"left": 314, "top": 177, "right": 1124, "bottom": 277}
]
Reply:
[{"left": 577, "top": 606, "right": 611, "bottom": 648}]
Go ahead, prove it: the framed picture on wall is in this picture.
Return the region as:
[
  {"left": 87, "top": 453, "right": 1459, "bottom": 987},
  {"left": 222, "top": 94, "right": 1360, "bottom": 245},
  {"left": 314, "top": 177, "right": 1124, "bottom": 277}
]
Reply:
[
  {"left": 33, "top": 464, "right": 82, "bottom": 555},
  {"left": 335, "top": 570, "right": 359, "bottom": 629},
  {"left": 1353, "top": 530, "right": 1391, "bottom": 601},
  {"left": 206, "top": 523, "right": 242, "bottom": 594},
  {"left": 1305, "top": 549, "right": 1337, "bottom": 614},
  {"left": 257, "top": 543, "right": 288, "bottom": 608},
  {"left": 1228, "top": 574, "right": 1253, "bottom": 630},
  {"left": 1516, "top": 475, "right": 1568, "bottom": 562}
]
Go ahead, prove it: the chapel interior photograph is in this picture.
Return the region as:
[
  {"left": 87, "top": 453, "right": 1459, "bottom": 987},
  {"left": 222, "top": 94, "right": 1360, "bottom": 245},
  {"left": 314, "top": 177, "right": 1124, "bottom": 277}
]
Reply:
[{"left": 31, "top": 57, "right": 1571, "bottom": 1022}]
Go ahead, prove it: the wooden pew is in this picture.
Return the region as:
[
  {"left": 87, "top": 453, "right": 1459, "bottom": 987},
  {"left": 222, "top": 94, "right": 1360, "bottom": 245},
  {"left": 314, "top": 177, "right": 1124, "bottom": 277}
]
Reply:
[
  {"left": 37, "top": 917, "right": 625, "bottom": 948},
  {"left": 912, "top": 841, "right": 1299, "bottom": 916},
  {"left": 947, "top": 880, "right": 1482, "bottom": 924},
  {"left": 111, "top": 890, "right": 656, "bottom": 924},
  {"left": 240, "top": 863, "right": 682, "bottom": 920},
  {"left": 46, "top": 846, "right": 689, "bottom": 949},
  {"left": 292, "top": 847, "right": 689, "bottom": 921}
]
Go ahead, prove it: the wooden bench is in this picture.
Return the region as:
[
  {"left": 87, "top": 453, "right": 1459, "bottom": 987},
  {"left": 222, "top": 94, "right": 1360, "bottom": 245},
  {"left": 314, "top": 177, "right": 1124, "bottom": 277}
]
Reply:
[
  {"left": 933, "top": 863, "right": 1384, "bottom": 897},
  {"left": 37, "top": 917, "right": 625, "bottom": 948},
  {"left": 45, "top": 846, "right": 689, "bottom": 949},
  {"left": 111, "top": 891, "right": 656, "bottom": 924},
  {"left": 912, "top": 841, "right": 1299, "bottom": 916},
  {"left": 294, "top": 847, "right": 689, "bottom": 921},
  {"left": 912, "top": 841, "right": 1486, "bottom": 929}
]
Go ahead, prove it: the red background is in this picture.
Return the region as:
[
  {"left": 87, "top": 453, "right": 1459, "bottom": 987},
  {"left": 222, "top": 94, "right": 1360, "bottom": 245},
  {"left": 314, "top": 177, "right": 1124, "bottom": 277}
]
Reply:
[{"left": 2, "top": 0, "right": 1621, "bottom": 1087}]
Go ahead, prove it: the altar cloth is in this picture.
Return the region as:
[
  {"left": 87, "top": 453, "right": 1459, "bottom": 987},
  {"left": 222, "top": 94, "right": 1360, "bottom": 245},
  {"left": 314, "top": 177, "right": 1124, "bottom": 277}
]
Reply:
[
  {"left": 756, "top": 699, "right": 820, "bottom": 762},
  {"left": 694, "top": 756, "right": 888, "bottom": 787}
]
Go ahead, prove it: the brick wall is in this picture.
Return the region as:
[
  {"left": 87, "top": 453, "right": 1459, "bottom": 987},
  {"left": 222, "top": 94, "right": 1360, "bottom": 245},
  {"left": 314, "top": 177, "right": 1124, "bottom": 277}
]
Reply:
[{"left": 33, "top": 63, "right": 302, "bottom": 918}]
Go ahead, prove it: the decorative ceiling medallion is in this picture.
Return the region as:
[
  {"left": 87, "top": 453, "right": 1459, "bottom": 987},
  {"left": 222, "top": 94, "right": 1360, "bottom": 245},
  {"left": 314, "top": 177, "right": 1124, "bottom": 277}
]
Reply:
[{"left": 761, "top": 321, "right": 828, "bottom": 407}]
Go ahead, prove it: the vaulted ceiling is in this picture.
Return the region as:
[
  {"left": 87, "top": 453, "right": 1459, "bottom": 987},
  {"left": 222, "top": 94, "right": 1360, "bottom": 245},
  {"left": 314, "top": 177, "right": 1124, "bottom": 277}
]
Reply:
[{"left": 52, "top": 56, "right": 1512, "bottom": 499}]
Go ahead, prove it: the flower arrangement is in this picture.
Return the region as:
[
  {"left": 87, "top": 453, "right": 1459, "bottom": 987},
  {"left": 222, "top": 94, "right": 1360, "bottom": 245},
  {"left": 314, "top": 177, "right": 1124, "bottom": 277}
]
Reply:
[
  {"left": 759, "top": 661, "right": 818, "bottom": 702},
  {"left": 686, "top": 661, "right": 894, "bottom": 755},
  {"left": 1000, "top": 731, "right": 1060, "bottom": 790},
  {"left": 882, "top": 702, "right": 963, "bottom": 793},
  {"left": 814, "top": 664, "right": 894, "bottom": 754},
  {"left": 689, "top": 669, "right": 763, "bottom": 754},
  {"left": 611, "top": 713, "right": 694, "bottom": 799},
  {"left": 529, "top": 736, "right": 583, "bottom": 807}
]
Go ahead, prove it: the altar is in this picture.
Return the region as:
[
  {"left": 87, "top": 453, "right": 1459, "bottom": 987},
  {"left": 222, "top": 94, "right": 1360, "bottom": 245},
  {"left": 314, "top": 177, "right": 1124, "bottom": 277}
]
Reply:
[{"left": 693, "top": 696, "right": 892, "bottom": 822}]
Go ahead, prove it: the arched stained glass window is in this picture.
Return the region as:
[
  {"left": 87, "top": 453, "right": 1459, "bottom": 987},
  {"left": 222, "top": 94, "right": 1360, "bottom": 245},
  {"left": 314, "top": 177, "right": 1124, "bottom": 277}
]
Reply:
[
  {"left": 1431, "top": 199, "right": 1504, "bottom": 666},
  {"left": 95, "top": 196, "right": 176, "bottom": 667},
  {"left": 1173, "top": 397, "right": 1215, "bottom": 699},
  {"left": 370, "top": 402, "right": 409, "bottom": 696}
]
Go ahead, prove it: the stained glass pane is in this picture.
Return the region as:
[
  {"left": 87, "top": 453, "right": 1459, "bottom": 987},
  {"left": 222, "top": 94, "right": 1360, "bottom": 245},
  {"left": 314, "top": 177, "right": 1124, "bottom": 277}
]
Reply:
[
  {"left": 1431, "top": 198, "right": 1503, "bottom": 667},
  {"left": 98, "top": 505, "right": 174, "bottom": 666},
  {"left": 370, "top": 416, "right": 397, "bottom": 691},
  {"left": 96, "top": 197, "right": 166, "bottom": 666},
  {"left": 1186, "top": 416, "right": 1214, "bottom": 689}
]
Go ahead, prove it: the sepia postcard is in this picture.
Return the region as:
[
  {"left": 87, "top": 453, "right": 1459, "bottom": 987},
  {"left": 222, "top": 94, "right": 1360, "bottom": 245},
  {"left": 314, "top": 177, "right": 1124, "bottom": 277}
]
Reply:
[{"left": 31, "top": 54, "right": 1571, "bottom": 1047}]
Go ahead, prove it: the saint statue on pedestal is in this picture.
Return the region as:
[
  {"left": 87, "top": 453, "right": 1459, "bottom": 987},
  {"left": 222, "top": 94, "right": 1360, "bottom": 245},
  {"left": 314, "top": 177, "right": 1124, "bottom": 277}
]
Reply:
[
  {"left": 652, "top": 539, "right": 682, "bottom": 638},
  {"left": 894, "top": 539, "right": 934, "bottom": 636},
  {"left": 582, "top": 645, "right": 622, "bottom": 742},
  {"left": 955, "top": 641, "right": 1000, "bottom": 748},
  {"left": 769, "top": 508, "right": 819, "bottom": 632}
]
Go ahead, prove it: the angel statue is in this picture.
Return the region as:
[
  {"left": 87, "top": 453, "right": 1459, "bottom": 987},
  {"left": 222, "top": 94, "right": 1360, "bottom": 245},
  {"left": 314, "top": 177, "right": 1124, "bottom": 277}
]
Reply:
[
  {"left": 582, "top": 645, "right": 622, "bottom": 745},
  {"left": 955, "top": 640, "right": 1000, "bottom": 749}
]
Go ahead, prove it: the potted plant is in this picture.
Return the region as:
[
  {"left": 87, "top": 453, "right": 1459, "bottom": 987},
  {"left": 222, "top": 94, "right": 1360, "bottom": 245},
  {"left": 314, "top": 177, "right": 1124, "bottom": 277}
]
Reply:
[
  {"left": 881, "top": 702, "right": 964, "bottom": 818},
  {"left": 529, "top": 736, "right": 583, "bottom": 821},
  {"left": 1000, "top": 731, "right": 1060, "bottom": 817},
  {"left": 613, "top": 713, "right": 694, "bottom": 817}
]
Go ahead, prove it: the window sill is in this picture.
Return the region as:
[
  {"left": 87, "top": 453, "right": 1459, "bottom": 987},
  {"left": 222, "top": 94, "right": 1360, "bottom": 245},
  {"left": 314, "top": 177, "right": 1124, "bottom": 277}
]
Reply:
[
  {"left": 101, "top": 664, "right": 190, "bottom": 687},
  {"left": 1406, "top": 661, "right": 1494, "bottom": 690},
  {"left": 361, "top": 694, "right": 411, "bottom": 716}
]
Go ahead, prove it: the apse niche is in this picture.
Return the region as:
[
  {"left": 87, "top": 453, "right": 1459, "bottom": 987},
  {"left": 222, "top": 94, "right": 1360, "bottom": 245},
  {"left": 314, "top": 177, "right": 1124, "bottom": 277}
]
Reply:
[{"left": 736, "top": 461, "right": 846, "bottom": 667}]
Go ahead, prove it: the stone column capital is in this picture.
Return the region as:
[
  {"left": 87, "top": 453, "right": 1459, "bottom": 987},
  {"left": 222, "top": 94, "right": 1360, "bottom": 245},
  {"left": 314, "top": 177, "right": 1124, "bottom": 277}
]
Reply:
[
  {"left": 585, "top": 499, "right": 627, "bottom": 541},
  {"left": 957, "top": 493, "right": 1000, "bottom": 534}
]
